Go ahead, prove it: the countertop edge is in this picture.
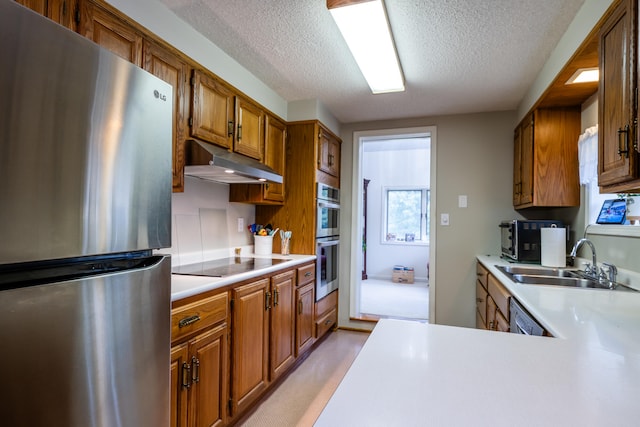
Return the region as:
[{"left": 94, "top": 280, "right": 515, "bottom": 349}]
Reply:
[{"left": 171, "top": 254, "right": 316, "bottom": 302}]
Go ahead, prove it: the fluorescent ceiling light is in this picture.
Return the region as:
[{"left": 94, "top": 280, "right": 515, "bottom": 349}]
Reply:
[
  {"left": 566, "top": 67, "right": 599, "bottom": 84},
  {"left": 329, "top": 0, "right": 405, "bottom": 94}
]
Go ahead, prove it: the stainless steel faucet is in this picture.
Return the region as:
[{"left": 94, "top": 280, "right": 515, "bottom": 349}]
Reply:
[{"left": 570, "top": 238, "right": 598, "bottom": 278}]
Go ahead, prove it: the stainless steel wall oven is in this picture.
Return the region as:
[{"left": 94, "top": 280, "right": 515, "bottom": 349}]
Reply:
[{"left": 316, "top": 183, "right": 339, "bottom": 301}]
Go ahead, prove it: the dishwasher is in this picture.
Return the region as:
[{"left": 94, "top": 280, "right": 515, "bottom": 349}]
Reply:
[{"left": 510, "top": 298, "right": 546, "bottom": 336}]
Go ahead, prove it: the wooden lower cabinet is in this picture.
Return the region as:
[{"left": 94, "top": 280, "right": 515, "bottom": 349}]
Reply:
[
  {"left": 231, "top": 271, "right": 296, "bottom": 418},
  {"left": 170, "top": 262, "right": 322, "bottom": 426},
  {"left": 315, "top": 291, "right": 338, "bottom": 339},
  {"left": 170, "top": 292, "right": 229, "bottom": 427},
  {"left": 269, "top": 270, "right": 296, "bottom": 381},
  {"left": 476, "top": 261, "right": 511, "bottom": 332},
  {"left": 231, "top": 278, "right": 270, "bottom": 416},
  {"left": 296, "top": 282, "right": 315, "bottom": 355}
]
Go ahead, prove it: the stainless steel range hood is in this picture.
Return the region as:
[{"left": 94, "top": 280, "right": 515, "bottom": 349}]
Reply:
[{"left": 184, "top": 139, "right": 283, "bottom": 184}]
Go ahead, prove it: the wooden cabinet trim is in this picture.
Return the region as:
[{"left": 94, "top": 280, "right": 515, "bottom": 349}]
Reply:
[
  {"left": 171, "top": 292, "right": 228, "bottom": 344},
  {"left": 297, "top": 262, "right": 316, "bottom": 286}
]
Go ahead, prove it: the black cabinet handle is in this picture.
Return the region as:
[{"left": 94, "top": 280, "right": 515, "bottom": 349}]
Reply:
[
  {"left": 618, "top": 125, "right": 630, "bottom": 157},
  {"left": 178, "top": 315, "right": 200, "bottom": 328}
]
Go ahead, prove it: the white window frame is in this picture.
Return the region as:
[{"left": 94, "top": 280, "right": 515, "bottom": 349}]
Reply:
[{"left": 381, "top": 186, "right": 429, "bottom": 246}]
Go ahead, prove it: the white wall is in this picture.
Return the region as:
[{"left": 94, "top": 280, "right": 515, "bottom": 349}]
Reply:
[
  {"left": 165, "top": 177, "right": 255, "bottom": 266},
  {"left": 339, "top": 111, "right": 518, "bottom": 330},
  {"left": 363, "top": 148, "right": 430, "bottom": 281}
]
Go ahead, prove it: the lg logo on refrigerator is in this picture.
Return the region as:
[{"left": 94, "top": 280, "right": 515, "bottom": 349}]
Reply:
[{"left": 153, "top": 90, "right": 167, "bottom": 101}]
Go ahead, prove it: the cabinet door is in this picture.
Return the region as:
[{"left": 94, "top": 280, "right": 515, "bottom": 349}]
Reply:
[
  {"left": 231, "top": 278, "right": 270, "bottom": 416},
  {"left": 486, "top": 296, "right": 497, "bottom": 331},
  {"left": 15, "top": 0, "right": 47, "bottom": 15},
  {"left": 513, "top": 126, "right": 522, "bottom": 206},
  {"left": 475, "top": 280, "right": 488, "bottom": 328},
  {"left": 318, "top": 126, "right": 340, "bottom": 177},
  {"left": 190, "top": 324, "right": 228, "bottom": 427},
  {"left": 143, "top": 40, "right": 189, "bottom": 192},
  {"left": 79, "top": 1, "right": 142, "bottom": 66},
  {"left": 191, "top": 70, "right": 234, "bottom": 149},
  {"left": 170, "top": 343, "right": 189, "bottom": 427},
  {"left": 519, "top": 116, "right": 534, "bottom": 205},
  {"left": 598, "top": 0, "right": 637, "bottom": 187},
  {"left": 235, "top": 96, "right": 264, "bottom": 160},
  {"left": 16, "top": 0, "right": 76, "bottom": 29},
  {"left": 296, "top": 282, "right": 315, "bottom": 356},
  {"left": 270, "top": 270, "right": 296, "bottom": 381},
  {"left": 263, "top": 115, "right": 286, "bottom": 202}
]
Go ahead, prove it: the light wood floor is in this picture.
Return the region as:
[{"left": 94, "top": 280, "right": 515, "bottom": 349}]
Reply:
[{"left": 238, "top": 329, "right": 370, "bottom": 427}]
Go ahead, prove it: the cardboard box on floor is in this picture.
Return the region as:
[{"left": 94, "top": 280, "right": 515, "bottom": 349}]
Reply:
[{"left": 392, "top": 268, "right": 414, "bottom": 284}]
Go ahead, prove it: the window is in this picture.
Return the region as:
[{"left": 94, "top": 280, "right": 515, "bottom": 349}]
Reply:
[{"left": 383, "top": 187, "right": 429, "bottom": 244}]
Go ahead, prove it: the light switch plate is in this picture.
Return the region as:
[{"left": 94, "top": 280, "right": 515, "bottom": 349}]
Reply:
[
  {"left": 458, "top": 195, "right": 468, "bottom": 208},
  {"left": 440, "top": 213, "right": 450, "bottom": 226}
]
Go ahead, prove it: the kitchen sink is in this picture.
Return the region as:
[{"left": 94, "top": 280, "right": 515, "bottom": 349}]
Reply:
[
  {"left": 496, "top": 265, "right": 577, "bottom": 278},
  {"left": 511, "top": 274, "right": 611, "bottom": 289},
  {"left": 495, "top": 265, "right": 636, "bottom": 292}
]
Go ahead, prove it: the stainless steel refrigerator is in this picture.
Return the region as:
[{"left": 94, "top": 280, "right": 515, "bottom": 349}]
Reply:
[{"left": 0, "top": 2, "right": 173, "bottom": 426}]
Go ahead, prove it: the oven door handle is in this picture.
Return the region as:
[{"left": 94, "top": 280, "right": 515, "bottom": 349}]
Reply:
[
  {"left": 317, "top": 239, "right": 339, "bottom": 247},
  {"left": 317, "top": 201, "right": 340, "bottom": 210}
]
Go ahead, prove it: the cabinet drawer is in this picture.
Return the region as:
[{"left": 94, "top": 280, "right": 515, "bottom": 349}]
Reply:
[
  {"left": 494, "top": 308, "right": 510, "bottom": 332},
  {"left": 476, "top": 262, "right": 489, "bottom": 289},
  {"left": 316, "top": 290, "right": 338, "bottom": 317},
  {"left": 171, "top": 292, "right": 228, "bottom": 343},
  {"left": 315, "top": 308, "right": 337, "bottom": 338},
  {"left": 488, "top": 275, "right": 510, "bottom": 320},
  {"left": 297, "top": 263, "right": 315, "bottom": 286},
  {"left": 475, "top": 280, "right": 488, "bottom": 325}
]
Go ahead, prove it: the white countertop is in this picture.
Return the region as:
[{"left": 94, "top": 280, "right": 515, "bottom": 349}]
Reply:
[
  {"left": 316, "top": 255, "right": 640, "bottom": 426},
  {"left": 170, "top": 254, "right": 315, "bottom": 301}
]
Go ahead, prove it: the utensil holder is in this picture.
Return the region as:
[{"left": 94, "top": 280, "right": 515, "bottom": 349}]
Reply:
[
  {"left": 280, "top": 238, "right": 290, "bottom": 255},
  {"left": 254, "top": 235, "right": 273, "bottom": 255}
]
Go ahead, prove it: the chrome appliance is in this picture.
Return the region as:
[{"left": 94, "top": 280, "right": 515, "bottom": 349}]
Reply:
[
  {"left": 316, "top": 183, "right": 340, "bottom": 300},
  {"left": 0, "top": 3, "right": 173, "bottom": 425},
  {"left": 317, "top": 183, "right": 340, "bottom": 238},
  {"left": 500, "top": 220, "right": 563, "bottom": 262},
  {"left": 510, "top": 298, "right": 546, "bottom": 336}
]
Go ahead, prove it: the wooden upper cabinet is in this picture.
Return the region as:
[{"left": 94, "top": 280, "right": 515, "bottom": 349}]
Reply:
[
  {"left": 518, "top": 115, "right": 534, "bottom": 206},
  {"left": 143, "top": 40, "right": 190, "bottom": 192},
  {"left": 15, "top": 0, "right": 77, "bottom": 29},
  {"left": 234, "top": 96, "right": 264, "bottom": 161},
  {"left": 512, "top": 108, "right": 580, "bottom": 209},
  {"left": 318, "top": 125, "right": 341, "bottom": 179},
  {"left": 190, "top": 69, "right": 235, "bottom": 149},
  {"left": 598, "top": 0, "right": 640, "bottom": 191},
  {"left": 79, "top": 0, "right": 142, "bottom": 66},
  {"left": 262, "top": 115, "right": 286, "bottom": 202}
]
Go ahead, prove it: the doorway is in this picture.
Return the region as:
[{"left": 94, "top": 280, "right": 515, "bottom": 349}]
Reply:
[{"left": 349, "top": 127, "right": 436, "bottom": 322}]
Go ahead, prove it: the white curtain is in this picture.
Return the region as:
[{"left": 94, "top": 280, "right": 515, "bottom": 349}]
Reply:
[{"left": 578, "top": 125, "right": 598, "bottom": 185}]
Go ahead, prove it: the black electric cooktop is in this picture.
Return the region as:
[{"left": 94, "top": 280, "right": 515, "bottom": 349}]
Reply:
[{"left": 172, "top": 257, "right": 291, "bottom": 278}]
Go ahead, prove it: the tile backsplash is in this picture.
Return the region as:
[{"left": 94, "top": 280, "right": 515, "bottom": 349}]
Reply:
[{"left": 164, "top": 176, "right": 255, "bottom": 266}]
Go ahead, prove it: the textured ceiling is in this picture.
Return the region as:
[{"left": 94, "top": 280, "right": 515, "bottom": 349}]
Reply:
[{"left": 160, "top": 0, "right": 586, "bottom": 124}]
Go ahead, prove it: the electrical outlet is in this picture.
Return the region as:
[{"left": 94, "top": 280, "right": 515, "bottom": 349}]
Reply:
[
  {"left": 237, "top": 217, "right": 244, "bottom": 232},
  {"left": 440, "top": 213, "right": 450, "bottom": 226},
  {"left": 458, "top": 195, "right": 468, "bottom": 208}
]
